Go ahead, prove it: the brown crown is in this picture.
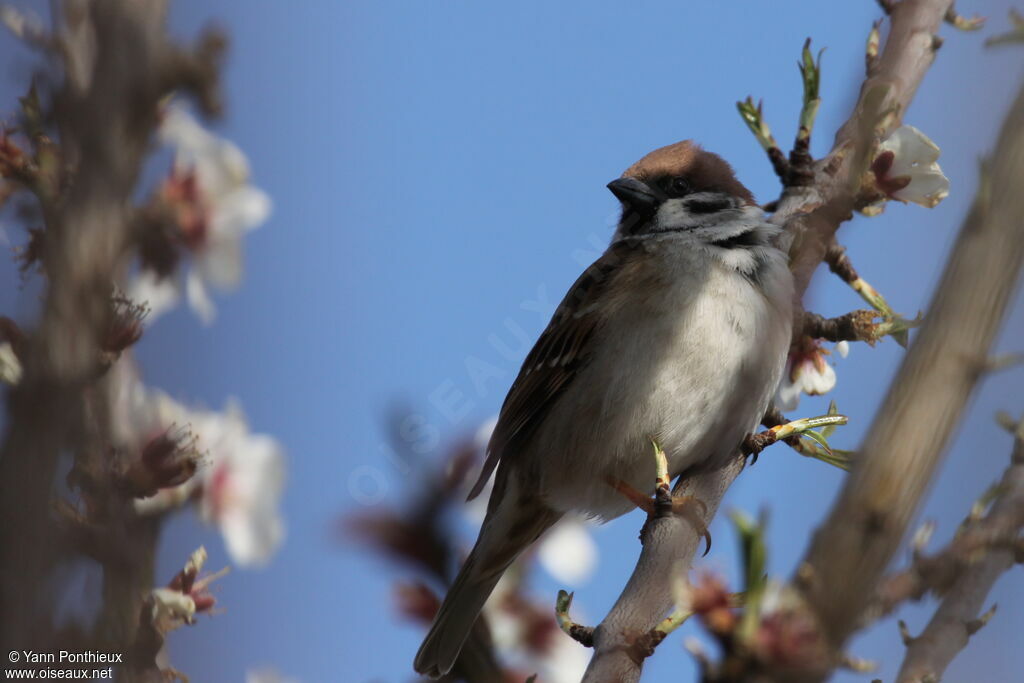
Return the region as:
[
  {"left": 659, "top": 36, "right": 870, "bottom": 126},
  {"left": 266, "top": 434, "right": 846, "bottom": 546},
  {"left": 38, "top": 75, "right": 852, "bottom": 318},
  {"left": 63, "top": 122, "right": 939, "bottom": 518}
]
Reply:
[{"left": 622, "top": 140, "right": 755, "bottom": 206}]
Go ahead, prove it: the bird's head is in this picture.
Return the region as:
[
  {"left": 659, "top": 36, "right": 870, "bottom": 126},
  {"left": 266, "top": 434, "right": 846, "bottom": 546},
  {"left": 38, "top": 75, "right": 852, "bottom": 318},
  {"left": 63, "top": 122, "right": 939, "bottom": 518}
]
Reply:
[{"left": 608, "top": 140, "right": 769, "bottom": 248}]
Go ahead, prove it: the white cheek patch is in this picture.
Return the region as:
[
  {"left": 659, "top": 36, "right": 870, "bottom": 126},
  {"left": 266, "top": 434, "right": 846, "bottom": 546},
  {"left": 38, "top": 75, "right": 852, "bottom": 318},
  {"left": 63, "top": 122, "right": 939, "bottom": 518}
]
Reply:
[
  {"left": 615, "top": 199, "right": 781, "bottom": 254},
  {"left": 704, "top": 243, "right": 759, "bottom": 273},
  {"left": 653, "top": 194, "right": 765, "bottom": 233},
  {"left": 654, "top": 198, "right": 696, "bottom": 230}
]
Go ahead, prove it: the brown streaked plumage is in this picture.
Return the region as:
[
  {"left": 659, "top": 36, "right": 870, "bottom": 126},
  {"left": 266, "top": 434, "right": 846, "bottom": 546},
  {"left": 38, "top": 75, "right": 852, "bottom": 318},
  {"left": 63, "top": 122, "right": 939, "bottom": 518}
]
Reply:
[{"left": 467, "top": 240, "right": 636, "bottom": 504}]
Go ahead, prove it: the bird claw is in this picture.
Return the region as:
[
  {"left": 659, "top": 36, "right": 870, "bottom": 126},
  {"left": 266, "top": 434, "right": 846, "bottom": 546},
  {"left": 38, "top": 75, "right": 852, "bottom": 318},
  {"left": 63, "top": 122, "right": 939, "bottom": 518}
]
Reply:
[
  {"left": 742, "top": 430, "right": 775, "bottom": 465},
  {"left": 606, "top": 475, "right": 711, "bottom": 553},
  {"left": 671, "top": 495, "right": 713, "bottom": 556}
]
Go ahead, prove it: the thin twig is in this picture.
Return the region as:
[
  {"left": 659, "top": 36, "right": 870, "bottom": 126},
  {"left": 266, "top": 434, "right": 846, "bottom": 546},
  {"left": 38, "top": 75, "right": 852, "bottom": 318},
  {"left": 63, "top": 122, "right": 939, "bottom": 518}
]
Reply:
[
  {"left": 790, "top": 39, "right": 822, "bottom": 186},
  {"left": 556, "top": 590, "right": 595, "bottom": 647},
  {"left": 894, "top": 430, "right": 1024, "bottom": 682},
  {"left": 803, "top": 310, "right": 880, "bottom": 344},
  {"left": 737, "top": 97, "right": 790, "bottom": 181}
]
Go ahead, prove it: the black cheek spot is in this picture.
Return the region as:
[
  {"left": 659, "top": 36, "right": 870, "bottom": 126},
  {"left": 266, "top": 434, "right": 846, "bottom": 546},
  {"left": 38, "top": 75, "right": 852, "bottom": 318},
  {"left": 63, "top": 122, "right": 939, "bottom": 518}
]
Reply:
[
  {"left": 686, "top": 197, "right": 732, "bottom": 214},
  {"left": 620, "top": 207, "right": 651, "bottom": 235}
]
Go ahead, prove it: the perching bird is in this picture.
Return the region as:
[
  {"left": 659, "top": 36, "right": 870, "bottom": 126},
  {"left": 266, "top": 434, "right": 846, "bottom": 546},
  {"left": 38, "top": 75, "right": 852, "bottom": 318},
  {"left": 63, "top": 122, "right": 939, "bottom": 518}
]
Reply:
[{"left": 414, "top": 140, "right": 794, "bottom": 677}]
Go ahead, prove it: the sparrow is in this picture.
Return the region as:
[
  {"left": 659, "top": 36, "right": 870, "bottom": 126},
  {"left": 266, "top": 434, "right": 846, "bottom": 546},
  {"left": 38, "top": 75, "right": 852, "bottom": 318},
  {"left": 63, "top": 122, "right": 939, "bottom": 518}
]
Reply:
[{"left": 414, "top": 140, "right": 794, "bottom": 678}]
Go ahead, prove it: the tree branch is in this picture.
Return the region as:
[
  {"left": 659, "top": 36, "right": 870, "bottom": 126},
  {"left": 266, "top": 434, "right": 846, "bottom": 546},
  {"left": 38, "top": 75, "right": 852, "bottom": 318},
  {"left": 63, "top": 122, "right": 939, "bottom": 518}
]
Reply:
[
  {"left": 0, "top": 0, "right": 172, "bottom": 653},
  {"left": 802, "top": 310, "right": 880, "bottom": 344},
  {"left": 894, "top": 430, "right": 1024, "bottom": 682},
  {"left": 583, "top": 457, "right": 746, "bottom": 681}
]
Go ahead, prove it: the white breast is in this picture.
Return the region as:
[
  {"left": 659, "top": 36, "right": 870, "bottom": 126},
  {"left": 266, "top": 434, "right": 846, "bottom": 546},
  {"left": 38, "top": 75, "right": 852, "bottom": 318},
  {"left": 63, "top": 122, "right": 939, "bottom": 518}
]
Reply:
[{"left": 533, "top": 239, "right": 793, "bottom": 520}]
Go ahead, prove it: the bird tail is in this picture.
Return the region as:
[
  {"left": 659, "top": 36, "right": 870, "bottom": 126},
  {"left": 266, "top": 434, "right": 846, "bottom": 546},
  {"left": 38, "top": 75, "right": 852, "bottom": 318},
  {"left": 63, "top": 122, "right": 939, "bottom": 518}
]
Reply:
[
  {"left": 413, "top": 547, "right": 501, "bottom": 679},
  {"left": 414, "top": 498, "right": 560, "bottom": 678}
]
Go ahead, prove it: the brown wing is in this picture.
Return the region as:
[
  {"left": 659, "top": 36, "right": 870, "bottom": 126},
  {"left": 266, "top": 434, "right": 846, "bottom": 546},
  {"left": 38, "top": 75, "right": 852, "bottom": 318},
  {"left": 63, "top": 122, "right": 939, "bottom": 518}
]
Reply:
[{"left": 467, "top": 241, "right": 636, "bottom": 500}]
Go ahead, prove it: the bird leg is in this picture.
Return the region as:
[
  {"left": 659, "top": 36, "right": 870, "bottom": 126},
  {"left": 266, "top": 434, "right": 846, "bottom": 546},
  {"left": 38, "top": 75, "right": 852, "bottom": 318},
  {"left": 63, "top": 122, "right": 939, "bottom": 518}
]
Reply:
[{"left": 604, "top": 440, "right": 711, "bottom": 553}]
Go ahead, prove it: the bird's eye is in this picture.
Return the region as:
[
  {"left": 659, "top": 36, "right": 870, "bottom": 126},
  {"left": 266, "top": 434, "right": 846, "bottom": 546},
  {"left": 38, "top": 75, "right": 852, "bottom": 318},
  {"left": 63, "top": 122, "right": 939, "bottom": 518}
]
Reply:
[{"left": 670, "top": 177, "right": 692, "bottom": 196}]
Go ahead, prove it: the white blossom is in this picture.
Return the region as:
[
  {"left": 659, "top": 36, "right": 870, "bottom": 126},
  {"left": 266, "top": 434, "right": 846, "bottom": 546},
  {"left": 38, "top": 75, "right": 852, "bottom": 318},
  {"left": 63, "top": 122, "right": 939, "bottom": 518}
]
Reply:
[
  {"left": 192, "top": 402, "right": 286, "bottom": 567},
  {"left": 538, "top": 631, "right": 590, "bottom": 683},
  {"left": 482, "top": 576, "right": 588, "bottom": 683},
  {"left": 149, "top": 546, "right": 227, "bottom": 635},
  {"left": 0, "top": 342, "right": 21, "bottom": 385},
  {"left": 873, "top": 125, "right": 949, "bottom": 208},
  {"left": 482, "top": 574, "right": 523, "bottom": 653},
  {"left": 112, "top": 360, "right": 285, "bottom": 566},
  {"left": 150, "top": 587, "right": 197, "bottom": 635},
  {"left": 775, "top": 342, "right": 847, "bottom": 412},
  {"left": 537, "top": 518, "right": 598, "bottom": 586},
  {"left": 109, "top": 360, "right": 190, "bottom": 458},
  {"left": 131, "top": 103, "right": 271, "bottom": 323},
  {"left": 128, "top": 270, "right": 181, "bottom": 322}
]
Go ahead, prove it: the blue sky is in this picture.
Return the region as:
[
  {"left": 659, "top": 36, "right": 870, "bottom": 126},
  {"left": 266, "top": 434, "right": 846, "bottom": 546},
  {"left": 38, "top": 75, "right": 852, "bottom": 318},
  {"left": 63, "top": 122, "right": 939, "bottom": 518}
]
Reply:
[{"left": 2, "top": 1, "right": 1023, "bottom": 681}]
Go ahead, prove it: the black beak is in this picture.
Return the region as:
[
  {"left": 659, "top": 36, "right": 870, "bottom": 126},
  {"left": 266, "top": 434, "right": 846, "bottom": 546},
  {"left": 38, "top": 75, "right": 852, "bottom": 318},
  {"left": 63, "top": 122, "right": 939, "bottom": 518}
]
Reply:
[{"left": 606, "top": 177, "right": 661, "bottom": 217}]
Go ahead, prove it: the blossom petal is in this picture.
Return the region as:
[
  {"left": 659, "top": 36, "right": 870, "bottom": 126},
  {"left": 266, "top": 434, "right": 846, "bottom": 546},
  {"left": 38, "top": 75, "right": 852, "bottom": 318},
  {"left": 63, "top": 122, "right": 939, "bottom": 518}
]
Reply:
[
  {"left": 210, "top": 186, "right": 272, "bottom": 237},
  {"left": 0, "top": 342, "right": 21, "bottom": 385},
  {"left": 538, "top": 518, "right": 597, "bottom": 586},
  {"left": 197, "top": 238, "right": 243, "bottom": 290},
  {"left": 802, "top": 361, "right": 837, "bottom": 396},
  {"left": 157, "top": 102, "right": 270, "bottom": 322},
  {"left": 220, "top": 504, "right": 285, "bottom": 567},
  {"left": 159, "top": 105, "right": 213, "bottom": 156},
  {"left": 195, "top": 406, "right": 287, "bottom": 567},
  {"left": 194, "top": 138, "right": 250, "bottom": 198},
  {"left": 892, "top": 168, "right": 949, "bottom": 207},
  {"left": 150, "top": 587, "right": 196, "bottom": 634},
  {"left": 881, "top": 125, "right": 940, "bottom": 174},
  {"left": 544, "top": 632, "right": 591, "bottom": 683},
  {"left": 129, "top": 270, "right": 180, "bottom": 321},
  {"left": 875, "top": 125, "right": 949, "bottom": 208},
  {"left": 774, "top": 376, "right": 803, "bottom": 412},
  {"left": 185, "top": 268, "right": 217, "bottom": 324}
]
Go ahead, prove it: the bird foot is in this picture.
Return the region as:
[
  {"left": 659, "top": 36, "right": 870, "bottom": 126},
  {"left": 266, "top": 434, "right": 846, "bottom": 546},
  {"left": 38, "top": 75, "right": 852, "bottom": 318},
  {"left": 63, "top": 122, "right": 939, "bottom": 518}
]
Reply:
[
  {"left": 605, "top": 475, "right": 711, "bottom": 554},
  {"left": 742, "top": 430, "right": 775, "bottom": 465}
]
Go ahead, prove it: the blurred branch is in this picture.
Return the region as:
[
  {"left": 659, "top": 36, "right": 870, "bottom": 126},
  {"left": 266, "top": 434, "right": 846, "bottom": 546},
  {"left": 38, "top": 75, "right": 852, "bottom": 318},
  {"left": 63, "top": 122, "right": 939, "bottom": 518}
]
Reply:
[
  {"left": 346, "top": 434, "right": 507, "bottom": 681},
  {"left": 0, "top": 2, "right": 224, "bottom": 676},
  {"left": 784, "top": 79, "right": 1024, "bottom": 679},
  {"left": 985, "top": 9, "right": 1024, "bottom": 48},
  {"left": 1, "top": 0, "right": 167, "bottom": 653},
  {"left": 582, "top": 2, "right": 965, "bottom": 680},
  {"left": 894, "top": 424, "right": 1024, "bottom": 682}
]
